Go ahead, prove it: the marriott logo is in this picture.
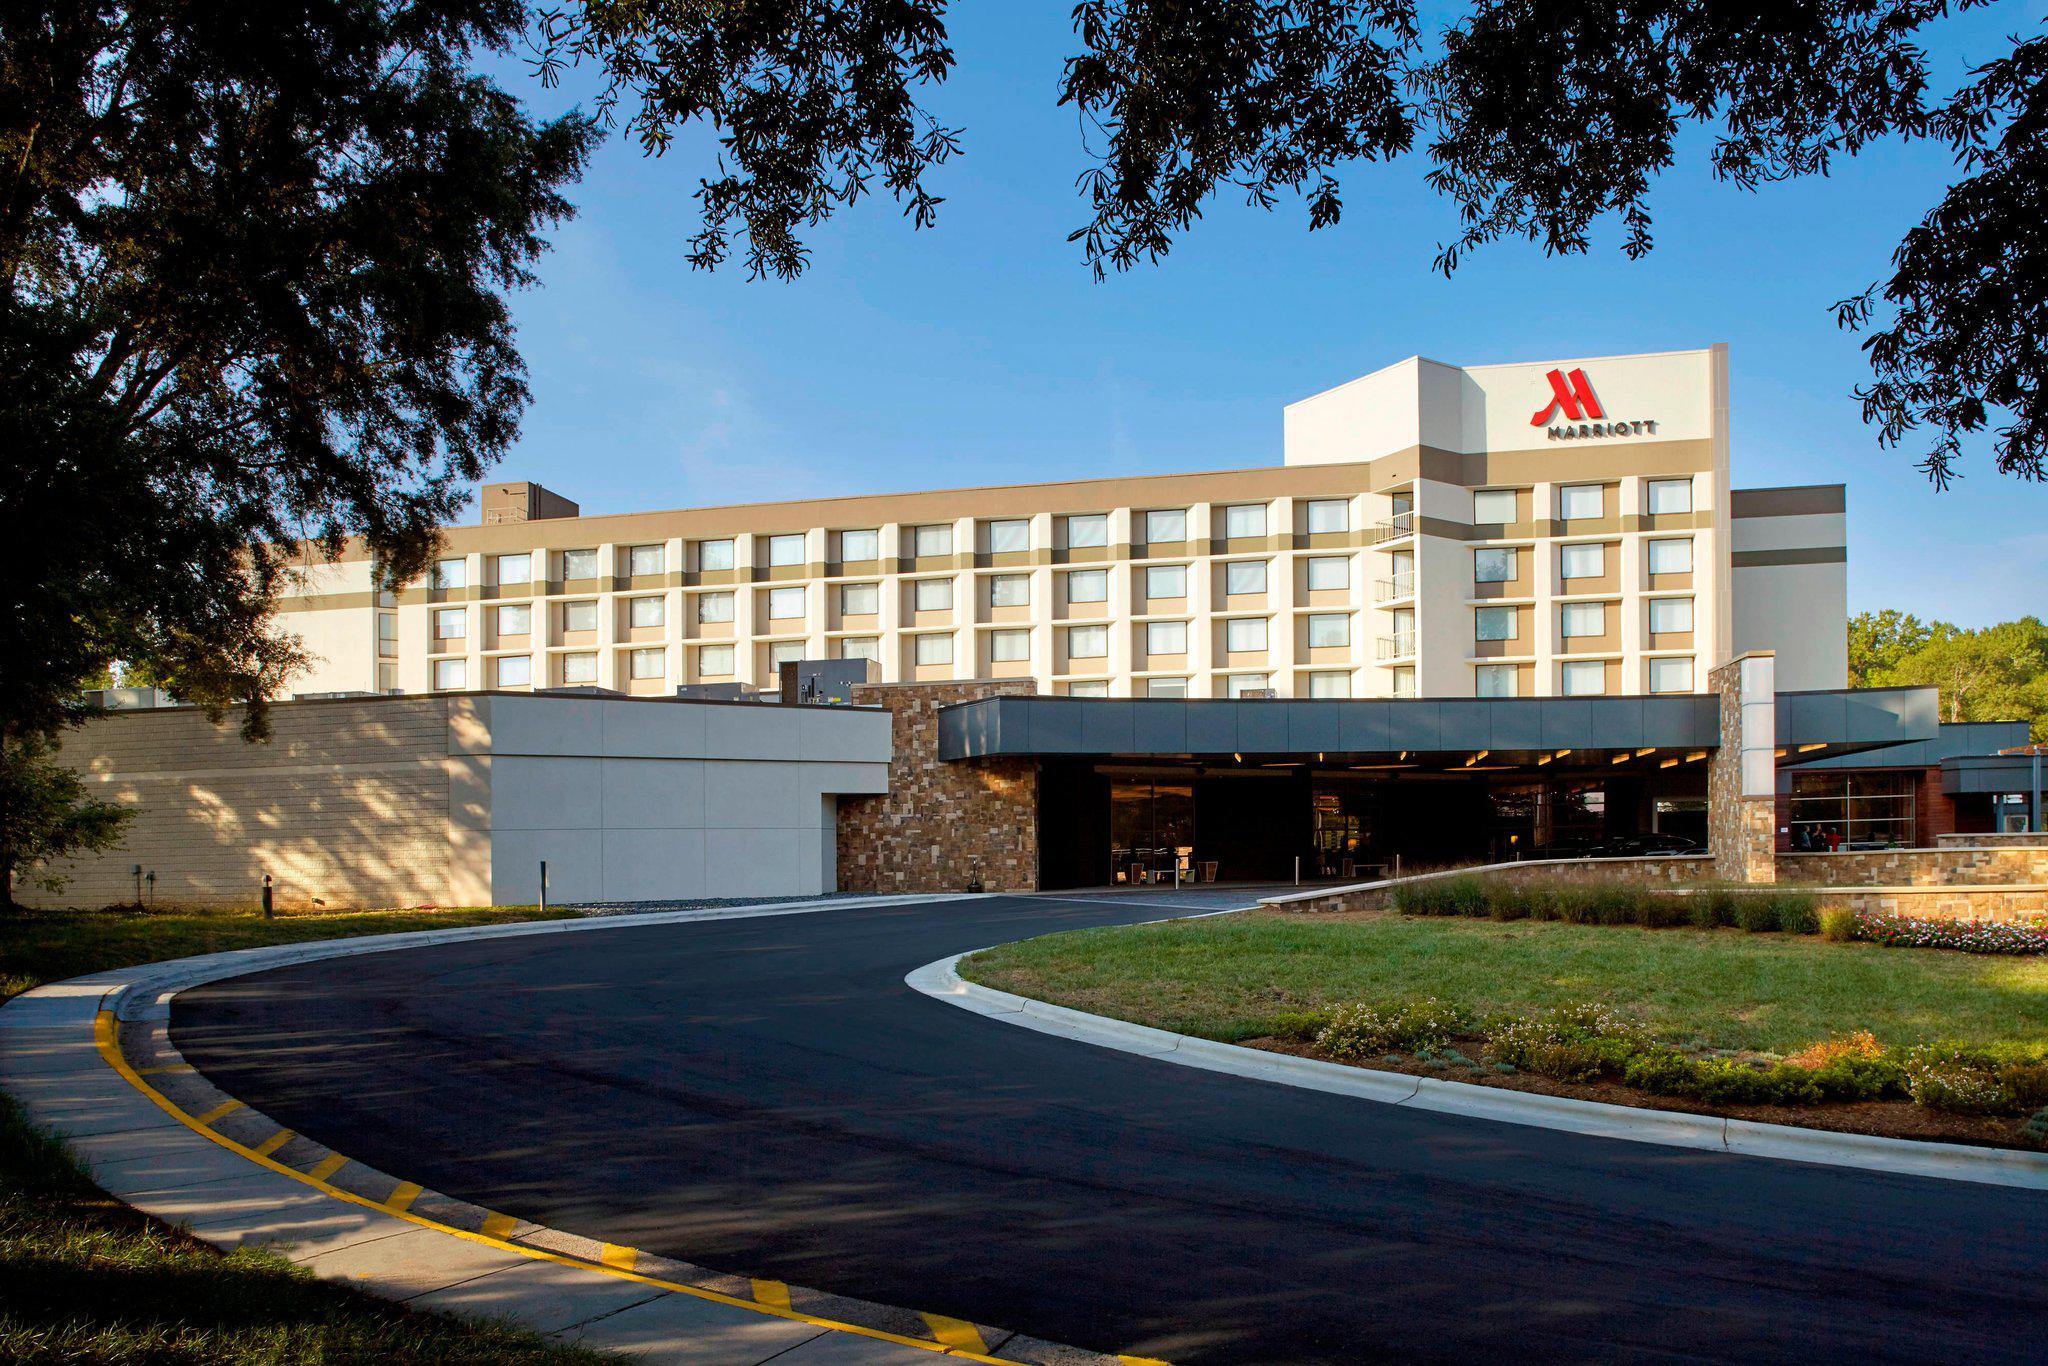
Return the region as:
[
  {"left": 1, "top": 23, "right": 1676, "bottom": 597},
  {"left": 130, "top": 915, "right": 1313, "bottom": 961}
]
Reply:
[{"left": 1531, "top": 368, "right": 1657, "bottom": 440}]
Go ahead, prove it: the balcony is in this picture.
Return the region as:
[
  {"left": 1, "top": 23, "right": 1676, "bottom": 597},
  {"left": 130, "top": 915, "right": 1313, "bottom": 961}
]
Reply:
[
  {"left": 1375, "top": 571, "right": 1416, "bottom": 602},
  {"left": 1375, "top": 511, "right": 1415, "bottom": 540},
  {"left": 1376, "top": 632, "right": 1417, "bottom": 661}
]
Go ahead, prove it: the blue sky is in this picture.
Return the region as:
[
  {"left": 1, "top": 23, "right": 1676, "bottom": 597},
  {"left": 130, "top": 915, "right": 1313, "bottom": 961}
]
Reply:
[{"left": 491, "top": 3, "right": 2046, "bottom": 626}]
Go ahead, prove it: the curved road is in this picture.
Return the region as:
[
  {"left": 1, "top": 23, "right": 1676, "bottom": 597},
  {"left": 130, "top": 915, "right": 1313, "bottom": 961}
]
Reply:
[{"left": 172, "top": 894, "right": 2048, "bottom": 1364}]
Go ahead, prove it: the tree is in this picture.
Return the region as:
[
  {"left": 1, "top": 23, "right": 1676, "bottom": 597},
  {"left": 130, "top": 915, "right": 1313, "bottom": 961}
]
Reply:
[
  {"left": 1848, "top": 609, "right": 1932, "bottom": 687},
  {"left": 1856, "top": 613, "right": 2048, "bottom": 740},
  {"left": 1, "top": 1, "right": 598, "bottom": 745},
  {"left": 536, "top": 1, "right": 2047, "bottom": 482},
  {"left": 0, "top": 735, "right": 132, "bottom": 910}
]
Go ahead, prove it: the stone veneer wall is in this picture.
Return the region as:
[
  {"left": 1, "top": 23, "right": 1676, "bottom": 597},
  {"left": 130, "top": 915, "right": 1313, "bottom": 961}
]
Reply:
[
  {"left": 1271, "top": 856, "right": 1716, "bottom": 914},
  {"left": 1805, "top": 886, "right": 2046, "bottom": 924},
  {"left": 1707, "top": 654, "right": 1777, "bottom": 884},
  {"left": 1778, "top": 845, "right": 2048, "bottom": 887},
  {"left": 836, "top": 680, "right": 1040, "bottom": 894}
]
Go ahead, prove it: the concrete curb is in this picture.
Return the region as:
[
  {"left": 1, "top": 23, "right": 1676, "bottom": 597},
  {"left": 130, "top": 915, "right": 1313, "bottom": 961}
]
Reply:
[
  {"left": 0, "top": 894, "right": 1136, "bottom": 1365},
  {"left": 909, "top": 953, "right": 2048, "bottom": 1191}
]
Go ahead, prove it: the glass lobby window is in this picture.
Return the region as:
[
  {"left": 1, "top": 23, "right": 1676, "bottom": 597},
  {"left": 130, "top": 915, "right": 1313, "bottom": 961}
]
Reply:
[
  {"left": 1561, "top": 660, "right": 1606, "bottom": 696},
  {"left": 562, "top": 652, "right": 597, "bottom": 684},
  {"left": 1225, "top": 617, "right": 1268, "bottom": 653},
  {"left": 1144, "top": 508, "right": 1187, "bottom": 543},
  {"left": 561, "top": 548, "right": 598, "bottom": 580},
  {"left": 987, "top": 518, "right": 1030, "bottom": 554},
  {"left": 1145, "top": 564, "right": 1187, "bottom": 599},
  {"left": 1146, "top": 620, "right": 1188, "bottom": 655},
  {"left": 1306, "top": 555, "right": 1349, "bottom": 591},
  {"left": 699, "top": 643, "right": 735, "bottom": 675},
  {"left": 1473, "top": 489, "right": 1519, "bottom": 524},
  {"left": 838, "top": 528, "right": 878, "bottom": 561},
  {"left": 1649, "top": 656, "right": 1694, "bottom": 693},
  {"left": 1306, "top": 671, "right": 1350, "bottom": 699},
  {"left": 563, "top": 600, "right": 598, "bottom": 633},
  {"left": 1307, "top": 613, "right": 1350, "bottom": 648},
  {"left": 433, "top": 606, "right": 466, "bottom": 639},
  {"left": 990, "top": 629, "right": 1030, "bottom": 662},
  {"left": 496, "top": 603, "right": 532, "bottom": 635},
  {"left": 914, "top": 523, "right": 954, "bottom": 557},
  {"left": 1475, "top": 606, "right": 1518, "bottom": 642},
  {"left": 1068, "top": 624, "right": 1109, "bottom": 658},
  {"left": 1225, "top": 673, "right": 1269, "bottom": 697},
  {"left": 1561, "top": 602, "right": 1606, "bottom": 638},
  {"left": 1649, "top": 597, "right": 1695, "bottom": 634},
  {"left": 838, "top": 582, "right": 878, "bottom": 616},
  {"left": 1559, "top": 484, "right": 1604, "bottom": 521},
  {"left": 495, "top": 552, "right": 531, "bottom": 585},
  {"left": 629, "top": 648, "right": 665, "bottom": 679},
  {"left": 914, "top": 633, "right": 954, "bottom": 665},
  {"left": 1066, "top": 513, "right": 1108, "bottom": 547},
  {"left": 769, "top": 640, "right": 806, "bottom": 668},
  {"left": 1474, "top": 548, "right": 1516, "bottom": 583},
  {"left": 1476, "top": 663, "right": 1518, "bottom": 697},
  {"left": 1066, "top": 568, "right": 1108, "bottom": 603},
  {"left": 628, "top": 596, "right": 664, "bottom": 629},
  {"left": 698, "top": 591, "right": 736, "bottom": 623},
  {"left": 432, "top": 557, "right": 466, "bottom": 590},
  {"left": 1069, "top": 680, "right": 1110, "bottom": 697},
  {"left": 989, "top": 573, "right": 1029, "bottom": 607},
  {"left": 1148, "top": 676, "right": 1190, "bottom": 698},
  {"left": 767, "top": 586, "right": 805, "bottom": 619},
  {"left": 1648, "top": 537, "right": 1694, "bottom": 575},
  {"left": 1305, "top": 498, "right": 1349, "bottom": 534},
  {"left": 913, "top": 577, "right": 953, "bottom": 611},
  {"left": 1223, "top": 503, "right": 1267, "bottom": 539},
  {"left": 1648, "top": 478, "right": 1694, "bottom": 515},
  {"left": 1560, "top": 542, "right": 1604, "bottom": 580},
  {"left": 496, "top": 655, "right": 532, "bottom": 687},
  {"left": 1225, "top": 559, "right": 1268, "bottom": 596},
  {"left": 839, "top": 637, "right": 879, "bottom": 662},
  {"left": 627, "top": 544, "right": 664, "bottom": 577},
  {"left": 766, "top": 533, "right": 805, "bottom": 567},
  {"left": 698, "top": 538, "right": 735, "bottom": 572},
  {"left": 432, "top": 658, "right": 466, "bottom": 690}
]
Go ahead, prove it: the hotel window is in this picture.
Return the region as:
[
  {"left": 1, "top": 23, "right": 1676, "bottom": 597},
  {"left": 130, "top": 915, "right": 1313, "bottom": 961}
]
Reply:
[
  {"left": 913, "top": 577, "right": 953, "bottom": 611},
  {"left": 432, "top": 658, "right": 466, "bottom": 690},
  {"left": 914, "top": 523, "right": 954, "bottom": 557},
  {"left": 914, "top": 633, "right": 954, "bottom": 666},
  {"left": 561, "top": 548, "right": 598, "bottom": 580},
  {"left": 432, "top": 557, "right": 466, "bottom": 590},
  {"left": 563, "top": 600, "right": 598, "bottom": 633},
  {"left": 698, "top": 643, "right": 735, "bottom": 675},
  {"left": 1225, "top": 560, "right": 1268, "bottom": 596},
  {"left": 1473, "top": 548, "right": 1516, "bottom": 584},
  {"left": 1305, "top": 498, "right": 1349, "bottom": 534},
  {"left": 767, "top": 586, "right": 805, "bottom": 619},
  {"left": 1391, "top": 666, "right": 1417, "bottom": 698},
  {"left": 1065, "top": 513, "right": 1108, "bottom": 548},
  {"left": 1225, "top": 673, "right": 1270, "bottom": 697},
  {"left": 496, "top": 654, "right": 532, "bottom": 688},
  {"left": 1068, "top": 624, "right": 1109, "bottom": 658},
  {"left": 1069, "top": 680, "right": 1110, "bottom": 697},
  {"left": 562, "top": 652, "right": 598, "bottom": 684},
  {"left": 766, "top": 533, "right": 805, "bottom": 567},
  {"left": 698, "top": 538, "right": 735, "bottom": 572},
  {"left": 1473, "top": 489, "right": 1518, "bottom": 524},
  {"left": 1649, "top": 597, "right": 1694, "bottom": 634},
  {"left": 627, "top": 544, "right": 664, "bottom": 577},
  {"left": 1144, "top": 508, "right": 1188, "bottom": 543},
  {"left": 1147, "top": 676, "right": 1190, "bottom": 698},
  {"left": 495, "top": 552, "right": 532, "bottom": 585},
  {"left": 838, "top": 528, "right": 879, "bottom": 561},
  {"left": 1145, "top": 564, "right": 1187, "bottom": 600},
  {"left": 1650, "top": 656, "right": 1695, "bottom": 693},
  {"left": 1476, "top": 663, "right": 1518, "bottom": 698},
  {"left": 1306, "top": 555, "right": 1349, "bottom": 591},
  {"left": 989, "top": 573, "right": 1030, "bottom": 607},
  {"left": 1475, "top": 606, "right": 1518, "bottom": 642},
  {"left": 990, "top": 629, "right": 1031, "bottom": 662},
  {"left": 377, "top": 613, "right": 397, "bottom": 657},
  {"left": 839, "top": 637, "right": 879, "bottom": 662},
  {"left": 1561, "top": 660, "right": 1606, "bottom": 696},
  {"left": 839, "top": 582, "right": 878, "bottom": 616},
  {"left": 433, "top": 607, "right": 466, "bottom": 639},
  {"left": 1307, "top": 613, "right": 1350, "bottom": 648},
  {"left": 1648, "top": 478, "right": 1694, "bottom": 515},
  {"left": 1560, "top": 542, "right": 1604, "bottom": 580},
  {"left": 1648, "top": 537, "right": 1693, "bottom": 575},
  {"left": 497, "top": 603, "right": 532, "bottom": 635},
  {"left": 1066, "top": 568, "right": 1108, "bottom": 603},
  {"left": 1561, "top": 602, "right": 1606, "bottom": 638},
  {"left": 629, "top": 648, "right": 665, "bottom": 680},
  {"left": 1223, "top": 503, "right": 1267, "bottom": 538},
  {"left": 987, "top": 518, "right": 1030, "bottom": 554},
  {"left": 769, "top": 640, "right": 806, "bottom": 669},
  {"left": 628, "top": 596, "right": 665, "bottom": 629},
  {"left": 1306, "top": 670, "right": 1351, "bottom": 699},
  {"left": 1146, "top": 620, "right": 1189, "bottom": 655},
  {"left": 698, "top": 591, "right": 736, "bottom": 623},
  {"left": 1225, "top": 617, "right": 1268, "bottom": 653},
  {"left": 1559, "top": 484, "right": 1604, "bottom": 521}
]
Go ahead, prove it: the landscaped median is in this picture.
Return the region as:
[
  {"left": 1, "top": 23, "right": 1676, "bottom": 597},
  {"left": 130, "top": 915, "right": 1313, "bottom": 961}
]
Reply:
[{"left": 958, "top": 886, "right": 2048, "bottom": 1152}]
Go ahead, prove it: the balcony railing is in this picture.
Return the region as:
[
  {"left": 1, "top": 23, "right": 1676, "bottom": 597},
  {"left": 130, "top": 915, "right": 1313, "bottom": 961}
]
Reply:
[
  {"left": 1375, "top": 571, "right": 1416, "bottom": 601},
  {"left": 1375, "top": 511, "right": 1415, "bottom": 539},
  {"left": 1376, "top": 632, "right": 1417, "bottom": 661}
]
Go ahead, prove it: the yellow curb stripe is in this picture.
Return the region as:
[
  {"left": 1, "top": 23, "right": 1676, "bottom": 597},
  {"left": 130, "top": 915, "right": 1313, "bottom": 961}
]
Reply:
[
  {"left": 599, "top": 1243, "right": 638, "bottom": 1272},
  {"left": 253, "top": 1130, "right": 293, "bottom": 1157},
  {"left": 385, "top": 1181, "right": 423, "bottom": 1213},
  {"left": 1120, "top": 1358, "right": 1176, "bottom": 1366},
  {"left": 921, "top": 1314, "right": 989, "bottom": 1353},
  {"left": 91, "top": 1009, "right": 1131, "bottom": 1365},
  {"left": 134, "top": 1063, "right": 194, "bottom": 1076},
  {"left": 480, "top": 1212, "right": 518, "bottom": 1240},
  {"left": 194, "top": 1098, "right": 242, "bottom": 1126},
  {"left": 752, "top": 1279, "right": 792, "bottom": 1310}
]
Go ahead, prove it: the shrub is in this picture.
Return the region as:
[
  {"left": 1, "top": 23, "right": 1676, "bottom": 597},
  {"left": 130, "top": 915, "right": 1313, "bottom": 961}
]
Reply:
[
  {"left": 1484, "top": 884, "right": 1530, "bottom": 921},
  {"left": 1315, "top": 998, "right": 1473, "bottom": 1059},
  {"left": 2025, "top": 1107, "right": 2048, "bottom": 1147},
  {"left": 1785, "top": 1031, "right": 1882, "bottom": 1070},
  {"left": 1773, "top": 891, "right": 1820, "bottom": 935},
  {"left": 1484, "top": 1002, "right": 1649, "bottom": 1081},
  {"left": 1733, "top": 895, "right": 1781, "bottom": 933},
  {"left": 1264, "top": 1011, "right": 1332, "bottom": 1044},
  {"left": 1807, "top": 1056, "right": 1907, "bottom": 1102},
  {"left": 1622, "top": 1049, "right": 1699, "bottom": 1095},
  {"left": 1819, "top": 905, "right": 1857, "bottom": 942},
  {"left": 1690, "top": 1059, "right": 1824, "bottom": 1106},
  {"left": 1902, "top": 1044, "right": 2019, "bottom": 1114},
  {"left": 1702, "top": 886, "right": 1741, "bottom": 929},
  {"left": 1996, "top": 1062, "right": 2048, "bottom": 1110},
  {"left": 1635, "top": 895, "right": 1689, "bottom": 929}
]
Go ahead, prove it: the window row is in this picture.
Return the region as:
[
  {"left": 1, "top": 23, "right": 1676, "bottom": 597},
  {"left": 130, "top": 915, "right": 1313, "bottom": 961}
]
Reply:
[
  {"left": 1472, "top": 478, "right": 1694, "bottom": 525},
  {"left": 1473, "top": 657, "right": 1694, "bottom": 698},
  {"left": 1472, "top": 537, "right": 1693, "bottom": 584},
  {"left": 1473, "top": 597, "right": 1694, "bottom": 643}
]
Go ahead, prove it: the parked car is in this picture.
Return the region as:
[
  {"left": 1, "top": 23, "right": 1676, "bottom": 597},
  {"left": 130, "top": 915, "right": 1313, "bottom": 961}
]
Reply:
[{"left": 1583, "top": 833, "right": 1703, "bottom": 858}]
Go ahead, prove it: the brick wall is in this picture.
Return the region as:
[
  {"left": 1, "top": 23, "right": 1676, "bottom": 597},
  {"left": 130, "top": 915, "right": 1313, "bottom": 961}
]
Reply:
[
  {"left": 1778, "top": 845, "right": 2048, "bottom": 888},
  {"left": 837, "top": 681, "right": 1039, "bottom": 894}
]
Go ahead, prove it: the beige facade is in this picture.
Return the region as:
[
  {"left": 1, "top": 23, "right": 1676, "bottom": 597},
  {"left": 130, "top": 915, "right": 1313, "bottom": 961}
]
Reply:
[{"left": 269, "top": 346, "right": 1846, "bottom": 705}]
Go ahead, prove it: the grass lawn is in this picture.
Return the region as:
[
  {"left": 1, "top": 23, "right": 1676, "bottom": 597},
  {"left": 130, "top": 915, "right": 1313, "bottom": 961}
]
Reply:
[
  {"left": 1, "top": 903, "right": 596, "bottom": 1363},
  {"left": 961, "top": 911, "right": 2048, "bottom": 1053}
]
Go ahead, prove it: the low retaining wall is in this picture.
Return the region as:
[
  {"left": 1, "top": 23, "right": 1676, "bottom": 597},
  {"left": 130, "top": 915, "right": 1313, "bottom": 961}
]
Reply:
[
  {"left": 1266, "top": 855, "right": 1713, "bottom": 914},
  {"left": 1778, "top": 845, "right": 2048, "bottom": 888},
  {"left": 1810, "top": 886, "right": 2047, "bottom": 924}
]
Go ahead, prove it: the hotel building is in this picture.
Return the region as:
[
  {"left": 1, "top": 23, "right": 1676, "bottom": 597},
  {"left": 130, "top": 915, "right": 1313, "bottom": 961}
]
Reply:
[{"left": 271, "top": 345, "right": 1849, "bottom": 705}]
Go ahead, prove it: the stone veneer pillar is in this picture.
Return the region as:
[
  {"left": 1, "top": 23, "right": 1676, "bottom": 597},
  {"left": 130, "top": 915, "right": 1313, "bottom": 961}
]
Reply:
[
  {"left": 836, "top": 680, "right": 1041, "bottom": 894},
  {"left": 1708, "top": 651, "right": 1778, "bottom": 884}
]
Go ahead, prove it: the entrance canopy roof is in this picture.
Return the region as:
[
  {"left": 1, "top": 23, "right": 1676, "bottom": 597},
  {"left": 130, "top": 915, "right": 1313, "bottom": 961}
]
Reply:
[{"left": 937, "top": 686, "right": 1937, "bottom": 769}]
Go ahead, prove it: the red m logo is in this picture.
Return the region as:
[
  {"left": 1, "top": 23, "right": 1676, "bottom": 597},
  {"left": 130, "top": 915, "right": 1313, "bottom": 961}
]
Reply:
[{"left": 1530, "top": 368, "right": 1604, "bottom": 426}]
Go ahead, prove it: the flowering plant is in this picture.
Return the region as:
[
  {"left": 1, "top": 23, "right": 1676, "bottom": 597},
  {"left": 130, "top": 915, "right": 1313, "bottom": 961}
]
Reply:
[{"left": 1855, "top": 910, "right": 2048, "bottom": 955}]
